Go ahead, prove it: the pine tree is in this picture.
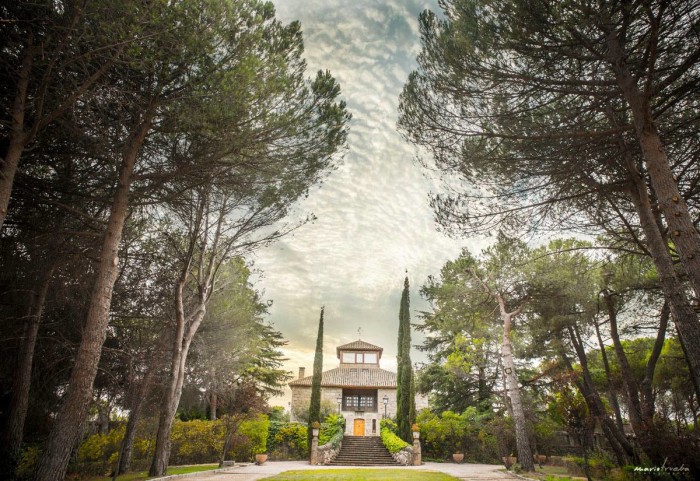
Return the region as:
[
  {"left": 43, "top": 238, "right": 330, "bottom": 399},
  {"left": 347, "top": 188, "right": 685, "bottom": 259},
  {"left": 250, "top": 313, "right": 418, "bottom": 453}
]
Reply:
[
  {"left": 396, "top": 277, "right": 415, "bottom": 442},
  {"left": 308, "top": 307, "right": 324, "bottom": 448}
]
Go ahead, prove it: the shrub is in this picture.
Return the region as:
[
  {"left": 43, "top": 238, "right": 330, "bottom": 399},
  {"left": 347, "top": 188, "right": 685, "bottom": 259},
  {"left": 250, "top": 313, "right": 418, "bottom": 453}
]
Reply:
[
  {"left": 380, "top": 418, "right": 399, "bottom": 434},
  {"left": 170, "top": 419, "right": 221, "bottom": 464},
  {"left": 75, "top": 425, "right": 126, "bottom": 475},
  {"left": 229, "top": 414, "right": 269, "bottom": 461},
  {"left": 416, "top": 408, "right": 500, "bottom": 463},
  {"left": 380, "top": 418, "right": 410, "bottom": 454},
  {"left": 319, "top": 414, "right": 344, "bottom": 448},
  {"left": 15, "top": 446, "right": 40, "bottom": 480},
  {"left": 268, "top": 421, "right": 308, "bottom": 459}
]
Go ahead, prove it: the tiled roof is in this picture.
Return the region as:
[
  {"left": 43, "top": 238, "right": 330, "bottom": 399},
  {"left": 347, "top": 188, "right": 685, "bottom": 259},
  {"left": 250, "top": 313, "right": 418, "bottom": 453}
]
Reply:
[
  {"left": 336, "top": 339, "right": 383, "bottom": 357},
  {"left": 289, "top": 367, "right": 397, "bottom": 388}
]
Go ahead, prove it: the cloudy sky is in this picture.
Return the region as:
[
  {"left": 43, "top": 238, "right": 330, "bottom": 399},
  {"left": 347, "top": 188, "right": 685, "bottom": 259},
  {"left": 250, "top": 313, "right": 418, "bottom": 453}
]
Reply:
[{"left": 253, "top": 0, "right": 487, "bottom": 406}]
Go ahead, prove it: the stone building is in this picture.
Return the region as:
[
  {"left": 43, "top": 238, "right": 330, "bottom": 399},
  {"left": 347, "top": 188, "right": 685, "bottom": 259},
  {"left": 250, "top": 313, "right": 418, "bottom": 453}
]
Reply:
[{"left": 289, "top": 339, "right": 428, "bottom": 436}]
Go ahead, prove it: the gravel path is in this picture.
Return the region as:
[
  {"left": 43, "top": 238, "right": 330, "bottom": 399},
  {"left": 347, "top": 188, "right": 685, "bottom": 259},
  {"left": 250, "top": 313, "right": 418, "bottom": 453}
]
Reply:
[{"left": 161, "top": 461, "right": 520, "bottom": 481}]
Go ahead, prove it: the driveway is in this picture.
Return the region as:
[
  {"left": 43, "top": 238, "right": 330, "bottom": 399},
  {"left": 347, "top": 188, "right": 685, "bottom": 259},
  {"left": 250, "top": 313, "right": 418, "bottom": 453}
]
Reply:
[{"left": 168, "top": 461, "right": 519, "bottom": 481}]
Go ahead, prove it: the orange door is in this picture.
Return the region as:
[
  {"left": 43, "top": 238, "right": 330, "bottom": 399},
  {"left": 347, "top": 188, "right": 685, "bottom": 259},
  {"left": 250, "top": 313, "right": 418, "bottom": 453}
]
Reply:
[{"left": 353, "top": 419, "right": 365, "bottom": 436}]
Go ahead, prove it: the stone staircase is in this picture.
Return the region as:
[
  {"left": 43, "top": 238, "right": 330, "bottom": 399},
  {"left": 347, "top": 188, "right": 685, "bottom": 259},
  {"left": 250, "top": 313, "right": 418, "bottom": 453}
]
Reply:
[{"left": 329, "top": 435, "right": 401, "bottom": 466}]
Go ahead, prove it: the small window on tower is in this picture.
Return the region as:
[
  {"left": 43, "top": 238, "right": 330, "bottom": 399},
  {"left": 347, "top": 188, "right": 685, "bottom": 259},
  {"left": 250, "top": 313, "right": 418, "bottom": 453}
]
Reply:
[
  {"left": 364, "top": 352, "right": 377, "bottom": 364},
  {"left": 342, "top": 352, "right": 354, "bottom": 363}
]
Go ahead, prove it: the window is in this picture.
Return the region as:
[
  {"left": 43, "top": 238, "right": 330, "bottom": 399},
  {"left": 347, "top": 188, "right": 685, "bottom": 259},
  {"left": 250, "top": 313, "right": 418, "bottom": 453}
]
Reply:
[
  {"left": 341, "top": 351, "right": 379, "bottom": 364},
  {"left": 342, "top": 389, "right": 378, "bottom": 412}
]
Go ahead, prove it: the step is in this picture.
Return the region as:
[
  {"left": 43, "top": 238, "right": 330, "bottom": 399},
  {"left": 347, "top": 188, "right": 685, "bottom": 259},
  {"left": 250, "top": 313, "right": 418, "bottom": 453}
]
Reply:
[{"left": 328, "top": 435, "right": 401, "bottom": 466}]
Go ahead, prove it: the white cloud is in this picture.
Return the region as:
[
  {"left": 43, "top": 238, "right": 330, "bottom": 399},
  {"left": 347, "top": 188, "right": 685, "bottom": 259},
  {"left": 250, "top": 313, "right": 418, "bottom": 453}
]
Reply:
[{"left": 253, "top": 0, "right": 486, "bottom": 407}]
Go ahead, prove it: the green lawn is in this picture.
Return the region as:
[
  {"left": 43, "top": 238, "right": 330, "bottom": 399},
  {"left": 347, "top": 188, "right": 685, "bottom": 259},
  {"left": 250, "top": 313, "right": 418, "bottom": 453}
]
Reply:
[{"left": 259, "top": 469, "right": 460, "bottom": 481}]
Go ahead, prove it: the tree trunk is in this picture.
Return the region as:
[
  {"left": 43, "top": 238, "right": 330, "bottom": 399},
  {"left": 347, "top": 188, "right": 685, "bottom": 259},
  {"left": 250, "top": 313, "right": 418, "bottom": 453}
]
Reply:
[
  {"left": 593, "top": 319, "right": 625, "bottom": 432},
  {"left": 149, "top": 310, "right": 185, "bottom": 478},
  {"left": 34, "top": 119, "right": 151, "bottom": 481},
  {"left": 603, "top": 290, "right": 664, "bottom": 464},
  {"left": 565, "top": 326, "right": 635, "bottom": 464},
  {"left": 1, "top": 266, "right": 53, "bottom": 474},
  {"left": 625, "top": 155, "right": 700, "bottom": 401},
  {"left": 606, "top": 31, "right": 700, "bottom": 300},
  {"left": 114, "top": 361, "right": 157, "bottom": 476},
  {"left": 0, "top": 45, "right": 33, "bottom": 230},
  {"left": 640, "top": 302, "right": 668, "bottom": 423},
  {"left": 559, "top": 345, "right": 629, "bottom": 466},
  {"left": 497, "top": 298, "right": 535, "bottom": 472},
  {"left": 602, "top": 291, "right": 644, "bottom": 428},
  {"left": 149, "top": 304, "right": 206, "bottom": 477},
  {"left": 210, "top": 367, "right": 218, "bottom": 421}
]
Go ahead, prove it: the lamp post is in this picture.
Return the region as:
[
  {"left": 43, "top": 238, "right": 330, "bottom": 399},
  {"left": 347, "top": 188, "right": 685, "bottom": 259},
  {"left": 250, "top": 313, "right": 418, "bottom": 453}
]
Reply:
[
  {"left": 337, "top": 395, "right": 342, "bottom": 414},
  {"left": 382, "top": 395, "right": 389, "bottom": 418}
]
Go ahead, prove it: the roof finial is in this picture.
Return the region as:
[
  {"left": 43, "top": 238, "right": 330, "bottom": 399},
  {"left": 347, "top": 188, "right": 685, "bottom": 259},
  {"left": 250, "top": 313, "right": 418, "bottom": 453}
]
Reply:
[{"left": 357, "top": 326, "right": 362, "bottom": 339}]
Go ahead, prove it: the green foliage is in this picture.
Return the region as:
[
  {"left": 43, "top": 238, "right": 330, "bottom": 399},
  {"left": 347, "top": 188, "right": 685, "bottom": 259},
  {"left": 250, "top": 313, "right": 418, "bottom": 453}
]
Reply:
[
  {"left": 191, "top": 259, "right": 292, "bottom": 412},
  {"left": 319, "top": 415, "right": 345, "bottom": 449},
  {"left": 308, "top": 307, "right": 324, "bottom": 447},
  {"left": 416, "top": 409, "right": 501, "bottom": 463},
  {"left": 232, "top": 414, "right": 269, "bottom": 459},
  {"left": 416, "top": 247, "right": 509, "bottom": 413},
  {"left": 267, "top": 421, "right": 308, "bottom": 460},
  {"left": 66, "top": 416, "right": 271, "bottom": 471},
  {"left": 268, "top": 406, "right": 290, "bottom": 423},
  {"left": 319, "top": 414, "right": 344, "bottom": 447},
  {"left": 380, "top": 419, "right": 410, "bottom": 454},
  {"left": 396, "top": 277, "right": 416, "bottom": 442},
  {"left": 15, "top": 446, "right": 40, "bottom": 480},
  {"left": 170, "top": 420, "right": 221, "bottom": 464},
  {"left": 77, "top": 426, "right": 125, "bottom": 463}
]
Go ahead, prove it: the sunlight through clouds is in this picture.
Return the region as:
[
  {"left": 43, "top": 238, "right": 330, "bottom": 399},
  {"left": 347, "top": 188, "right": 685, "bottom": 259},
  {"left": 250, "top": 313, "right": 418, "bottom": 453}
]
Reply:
[{"left": 252, "top": 0, "right": 488, "bottom": 405}]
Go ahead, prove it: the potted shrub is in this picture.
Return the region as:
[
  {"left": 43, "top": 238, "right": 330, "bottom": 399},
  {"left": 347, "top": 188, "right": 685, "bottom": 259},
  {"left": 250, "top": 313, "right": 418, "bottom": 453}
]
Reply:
[
  {"left": 255, "top": 453, "right": 268, "bottom": 465},
  {"left": 442, "top": 412, "right": 466, "bottom": 463}
]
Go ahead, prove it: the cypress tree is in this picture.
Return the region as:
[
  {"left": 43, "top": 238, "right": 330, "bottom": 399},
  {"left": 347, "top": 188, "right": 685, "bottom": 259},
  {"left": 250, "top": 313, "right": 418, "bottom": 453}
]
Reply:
[
  {"left": 396, "top": 277, "right": 415, "bottom": 442},
  {"left": 308, "top": 306, "right": 324, "bottom": 448}
]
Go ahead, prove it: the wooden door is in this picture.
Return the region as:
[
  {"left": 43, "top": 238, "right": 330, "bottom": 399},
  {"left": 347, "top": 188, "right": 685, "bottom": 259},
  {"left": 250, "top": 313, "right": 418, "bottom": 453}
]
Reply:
[{"left": 353, "top": 418, "right": 365, "bottom": 436}]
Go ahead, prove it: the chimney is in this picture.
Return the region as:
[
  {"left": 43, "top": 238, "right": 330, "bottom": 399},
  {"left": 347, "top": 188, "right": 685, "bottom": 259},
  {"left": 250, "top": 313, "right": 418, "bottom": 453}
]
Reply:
[{"left": 298, "top": 367, "right": 305, "bottom": 379}]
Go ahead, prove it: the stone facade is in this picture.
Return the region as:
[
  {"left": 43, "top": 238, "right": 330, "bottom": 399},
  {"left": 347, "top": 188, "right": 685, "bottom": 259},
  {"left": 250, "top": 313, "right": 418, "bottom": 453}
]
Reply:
[{"left": 289, "top": 339, "right": 427, "bottom": 436}]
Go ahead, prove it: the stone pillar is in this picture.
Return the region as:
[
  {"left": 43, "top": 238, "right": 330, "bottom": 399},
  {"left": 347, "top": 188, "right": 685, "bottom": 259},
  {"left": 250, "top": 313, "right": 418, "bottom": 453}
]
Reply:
[
  {"left": 310, "top": 428, "right": 319, "bottom": 465},
  {"left": 412, "top": 432, "right": 421, "bottom": 466}
]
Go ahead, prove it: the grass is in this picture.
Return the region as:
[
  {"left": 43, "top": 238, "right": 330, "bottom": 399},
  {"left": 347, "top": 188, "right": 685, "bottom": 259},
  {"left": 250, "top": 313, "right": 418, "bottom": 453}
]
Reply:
[
  {"left": 258, "top": 469, "right": 460, "bottom": 481},
  {"left": 81, "top": 463, "right": 220, "bottom": 481},
  {"left": 525, "top": 465, "right": 587, "bottom": 481}
]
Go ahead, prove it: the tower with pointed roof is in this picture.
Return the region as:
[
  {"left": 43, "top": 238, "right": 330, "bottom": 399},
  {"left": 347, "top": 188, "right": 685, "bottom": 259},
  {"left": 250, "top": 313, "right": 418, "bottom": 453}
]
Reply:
[{"left": 289, "top": 339, "right": 428, "bottom": 436}]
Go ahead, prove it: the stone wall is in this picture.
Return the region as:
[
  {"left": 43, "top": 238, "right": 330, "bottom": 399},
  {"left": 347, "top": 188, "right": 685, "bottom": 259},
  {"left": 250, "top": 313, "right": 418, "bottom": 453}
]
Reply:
[
  {"left": 415, "top": 393, "right": 430, "bottom": 412},
  {"left": 391, "top": 446, "right": 414, "bottom": 466},
  {"left": 377, "top": 388, "right": 397, "bottom": 418},
  {"left": 290, "top": 386, "right": 343, "bottom": 422},
  {"left": 291, "top": 385, "right": 427, "bottom": 425},
  {"left": 316, "top": 439, "right": 342, "bottom": 465}
]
